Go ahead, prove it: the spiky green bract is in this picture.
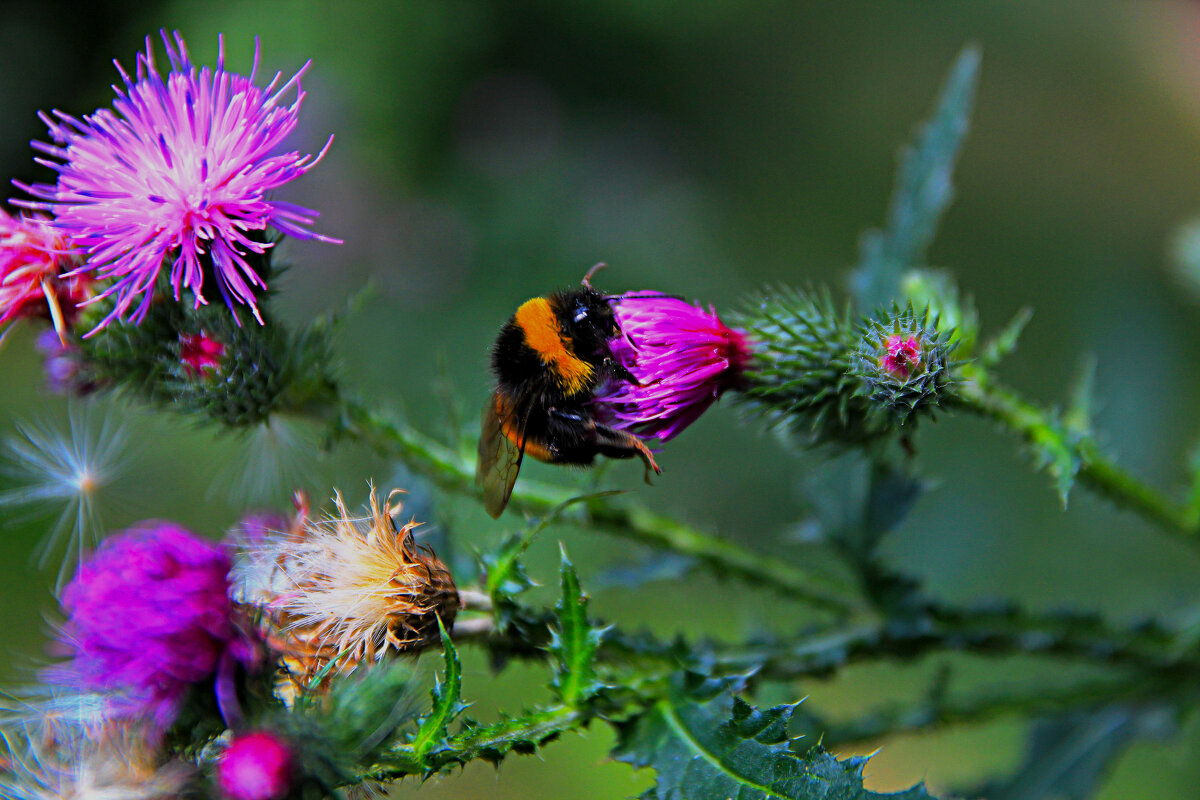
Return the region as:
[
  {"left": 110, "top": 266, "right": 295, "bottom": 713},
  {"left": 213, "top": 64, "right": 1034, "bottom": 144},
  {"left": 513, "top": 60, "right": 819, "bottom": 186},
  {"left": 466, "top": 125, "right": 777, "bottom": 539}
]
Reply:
[
  {"left": 72, "top": 245, "right": 338, "bottom": 427},
  {"left": 409, "top": 620, "right": 467, "bottom": 767},
  {"left": 850, "top": 46, "right": 980, "bottom": 309},
  {"left": 268, "top": 662, "right": 418, "bottom": 795},
  {"left": 853, "top": 304, "right": 957, "bottom": 431},
  {"left": 614, "top": 672, "right": 949, "bottom": 800},
  {"left": 549, "top": 548, "right": 605, "bottom": 706},
  {"left": 901, "top": 269, "right": 978, "bottom": 358},
  {"left": 733, "top": 286, "right": 876, "bottom": 446}
]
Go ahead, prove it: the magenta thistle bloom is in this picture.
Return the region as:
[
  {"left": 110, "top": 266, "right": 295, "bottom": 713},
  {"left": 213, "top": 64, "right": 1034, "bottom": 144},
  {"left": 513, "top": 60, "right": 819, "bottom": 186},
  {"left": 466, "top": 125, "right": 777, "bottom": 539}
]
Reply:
[
  {"left": 593, "top": 291, "right": 750, "bottom": 442},
  {"left": 881, "top": 334, "right": 921, "bottom": 379},
  {"left": 17, "top": 31, "right": 340, "bottom": 331},
  {"left": 49, "top": 521, "right": 256, "bottom": 730},
  {"left": 217, "top": 731, "right": 295, "bottom": 800},
  {"left": 180, "top": 331, "right": 226, "bottom": 377}
]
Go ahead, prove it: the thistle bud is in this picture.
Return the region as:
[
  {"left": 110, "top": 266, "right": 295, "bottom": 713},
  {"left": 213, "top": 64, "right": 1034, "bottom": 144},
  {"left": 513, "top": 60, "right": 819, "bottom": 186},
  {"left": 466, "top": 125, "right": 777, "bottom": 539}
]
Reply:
[
  {"left": 217, "top": 731, "right": 295, "bottom": 800},
  {"left": 853, "top": 304, "right": 957, "bottom": 428},
  {"left": 180, "top": 331, "right": 227, "bottom": 378},
  {"left": 731, "top": 286, "right": 871, "bottom": 445},
  {"left": 233, "top": 488, "right": 459, "bottom": 697}
]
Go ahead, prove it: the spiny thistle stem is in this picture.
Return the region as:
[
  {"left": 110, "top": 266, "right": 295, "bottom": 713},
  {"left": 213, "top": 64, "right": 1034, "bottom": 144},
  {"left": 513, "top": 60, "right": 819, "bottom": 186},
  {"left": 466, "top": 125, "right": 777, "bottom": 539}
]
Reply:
[
  {"left": 957, "top": 370, "right": 1195, "bottom": 540},
  {"left": 330, "top": 398, "right": 868, "bottom": 616}
]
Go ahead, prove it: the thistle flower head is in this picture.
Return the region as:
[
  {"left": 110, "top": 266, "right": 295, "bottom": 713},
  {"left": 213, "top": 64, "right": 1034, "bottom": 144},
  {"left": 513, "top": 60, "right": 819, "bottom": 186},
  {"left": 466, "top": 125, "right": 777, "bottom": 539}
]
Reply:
[
  {"left": 233, "top": 488, "right": 458, "bottom": 693},
  {"left": 17, "top": 30, "right": 340, "bottom": 331},
  {"left": 593, "top": 291, "right": 749, "bottom": 442},
  {"left": 216, "top": 730, "right": 294, "bottom": 800},
  {"left": 47, "top": 521, "right": 257, "bottom": 730},
  {"left": 0, "top": 209, "right": 89, "bottom": 341}
]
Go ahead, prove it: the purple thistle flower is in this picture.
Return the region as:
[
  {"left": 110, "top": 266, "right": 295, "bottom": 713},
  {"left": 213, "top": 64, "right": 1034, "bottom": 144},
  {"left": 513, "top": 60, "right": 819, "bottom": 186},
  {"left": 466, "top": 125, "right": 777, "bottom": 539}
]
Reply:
[
  {"left": 48, "top": 521, "right": 257, "bottom": 730},
  {"left": 16, "top": 31, "right": 340, "bottom": 331},
  {"left": 593, "top": 291, "right": 750, "bottom": 442}
]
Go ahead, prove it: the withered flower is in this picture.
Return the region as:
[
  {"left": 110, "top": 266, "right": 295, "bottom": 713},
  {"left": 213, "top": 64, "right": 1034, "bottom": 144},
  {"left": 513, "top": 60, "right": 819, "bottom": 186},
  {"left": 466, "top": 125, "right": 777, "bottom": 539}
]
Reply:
[{"left": 233, "top": 488, "right": 459, "bottom": 696}]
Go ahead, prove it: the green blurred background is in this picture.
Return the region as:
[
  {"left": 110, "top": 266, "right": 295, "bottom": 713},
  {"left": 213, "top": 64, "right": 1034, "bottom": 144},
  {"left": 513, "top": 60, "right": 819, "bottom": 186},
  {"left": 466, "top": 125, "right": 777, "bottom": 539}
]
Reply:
[{"left": 4, "top": 1, "right": 1200, "bottom": 796}]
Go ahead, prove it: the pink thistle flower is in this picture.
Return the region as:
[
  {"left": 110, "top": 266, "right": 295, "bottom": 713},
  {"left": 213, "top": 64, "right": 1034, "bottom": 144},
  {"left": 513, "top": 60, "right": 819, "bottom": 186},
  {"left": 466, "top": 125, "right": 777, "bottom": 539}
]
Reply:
[
  {"left": 16, "top": 31, "right": 340, "bottom": 332},
  {"left": 47, "top": 521, "right": 258, "bottom": 731},
  {"left": 217, "top": 731, "right": 294, "bottom": 800},
  {"left": 881, "top": 334, "right": 921, "bottom": 379},
  {"left": 593, "top": 291, "right": 750, "bottom": 442},
  {"left": 0, "top": 209, "right": 89, "bottom": 341},
  {"left": 180, "top": 331, "right": 226, "bottom": 377}
]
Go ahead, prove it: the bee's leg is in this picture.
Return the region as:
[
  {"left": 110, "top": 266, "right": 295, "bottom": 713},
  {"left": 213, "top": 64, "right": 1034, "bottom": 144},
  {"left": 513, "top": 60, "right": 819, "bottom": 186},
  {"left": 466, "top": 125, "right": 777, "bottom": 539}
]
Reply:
[
  {"left": 601, "top": 356, "right": 640, "bottom": 386},
  {"left": 591, "top": 423, "right": 662, "bottom": 484}
]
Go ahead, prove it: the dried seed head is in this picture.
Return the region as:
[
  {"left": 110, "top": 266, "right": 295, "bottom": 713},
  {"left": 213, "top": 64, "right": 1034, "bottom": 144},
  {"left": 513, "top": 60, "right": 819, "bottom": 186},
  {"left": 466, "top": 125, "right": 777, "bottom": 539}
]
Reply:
[{"left": 233, "top": 487, "right": 459, "bottom": 696}]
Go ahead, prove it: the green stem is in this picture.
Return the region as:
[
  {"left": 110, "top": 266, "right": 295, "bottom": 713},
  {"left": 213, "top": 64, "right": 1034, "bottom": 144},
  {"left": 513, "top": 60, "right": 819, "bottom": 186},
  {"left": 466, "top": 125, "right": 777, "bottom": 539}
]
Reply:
[
  {"left": 957, "top": 372, "right": 1195, "bottom": 538},
  {"left": 329, "top": 397, "right": 868, "bottom": 616}
]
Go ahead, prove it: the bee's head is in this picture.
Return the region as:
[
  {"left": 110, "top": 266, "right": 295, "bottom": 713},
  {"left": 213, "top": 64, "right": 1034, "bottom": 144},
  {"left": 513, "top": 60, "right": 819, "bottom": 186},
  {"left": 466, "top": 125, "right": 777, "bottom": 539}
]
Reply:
[{"left": 563, "top": 287, "right": 621, "bottom": 358}]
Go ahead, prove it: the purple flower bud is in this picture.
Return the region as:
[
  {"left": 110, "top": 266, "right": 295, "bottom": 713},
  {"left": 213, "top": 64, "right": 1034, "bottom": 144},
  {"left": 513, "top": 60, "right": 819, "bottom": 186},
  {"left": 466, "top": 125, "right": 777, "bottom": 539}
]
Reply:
[
  {"left": 47, "top": 521, "right": 257, "bottom": 730},
  {"left": 593, "top": 292, "right": 749, "bottom": 442},
  {"left": 217, "top": 731, "right": 294, "bottom": 800}
]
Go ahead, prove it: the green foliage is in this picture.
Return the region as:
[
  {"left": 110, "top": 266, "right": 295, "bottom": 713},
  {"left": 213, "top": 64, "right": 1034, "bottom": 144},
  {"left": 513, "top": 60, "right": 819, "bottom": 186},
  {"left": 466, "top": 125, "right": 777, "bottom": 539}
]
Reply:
[
  {"left": 850, "top": 46, "right": 981, "bottom": 309},
  {"left": 409, "top": 620, "right": 467, "bottom": 766},
  {"left": 977, "top": 307, "right": 1033, "bottom": 368},
  {"left": 549, "top": 548, "right": 605, "bottom": 706},
  {"left": 614, "top": 673, "right": 950, "bottom": 800},
  {"left": 965, "top": 707, "right": 1175, "bottom": 800}
]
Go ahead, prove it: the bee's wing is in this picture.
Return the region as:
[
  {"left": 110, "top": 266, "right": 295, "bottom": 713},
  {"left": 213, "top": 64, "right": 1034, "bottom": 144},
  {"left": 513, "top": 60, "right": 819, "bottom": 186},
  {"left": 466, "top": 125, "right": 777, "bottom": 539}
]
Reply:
[{"left": 476, "top": 390, "right": 527, "bottom": 519}]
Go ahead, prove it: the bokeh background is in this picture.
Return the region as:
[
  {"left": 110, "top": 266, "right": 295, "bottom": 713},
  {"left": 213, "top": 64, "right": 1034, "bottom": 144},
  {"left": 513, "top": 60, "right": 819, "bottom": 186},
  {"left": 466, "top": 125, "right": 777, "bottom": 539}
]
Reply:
[{"left": 3, "top": 1, "right": 1200, "bottom": 797}]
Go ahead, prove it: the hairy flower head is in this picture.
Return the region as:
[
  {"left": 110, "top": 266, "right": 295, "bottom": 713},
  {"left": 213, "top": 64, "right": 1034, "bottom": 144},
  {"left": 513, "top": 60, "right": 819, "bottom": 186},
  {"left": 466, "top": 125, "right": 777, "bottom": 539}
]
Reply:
[
  {"left": 47, "top": 521, "right": 257, "bottom": 730},
  {"left": 0, "top": 209, "right": 88, "bottom": 341},
  {"left": 233, "top": 488, "right": 458, "bottom": 693},
  {"left": 17, "top": 30, "right": 340, "bottom": 331},
  {"left": 593, "top": 291, "right": 749, "bottom": 442}
]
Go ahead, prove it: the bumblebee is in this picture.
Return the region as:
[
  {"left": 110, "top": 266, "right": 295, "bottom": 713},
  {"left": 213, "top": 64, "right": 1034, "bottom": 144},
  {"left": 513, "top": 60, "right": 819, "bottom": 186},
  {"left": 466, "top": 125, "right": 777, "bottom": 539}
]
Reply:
[{"left": 476, "top": 265, "right": 661, "bottom": 518}]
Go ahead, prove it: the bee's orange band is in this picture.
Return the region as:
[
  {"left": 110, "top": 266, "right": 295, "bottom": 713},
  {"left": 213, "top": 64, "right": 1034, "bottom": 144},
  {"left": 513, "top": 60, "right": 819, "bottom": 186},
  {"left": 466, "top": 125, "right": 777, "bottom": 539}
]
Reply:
[{"left": 515, "top": 297, "right": 594, "bottom": 395}]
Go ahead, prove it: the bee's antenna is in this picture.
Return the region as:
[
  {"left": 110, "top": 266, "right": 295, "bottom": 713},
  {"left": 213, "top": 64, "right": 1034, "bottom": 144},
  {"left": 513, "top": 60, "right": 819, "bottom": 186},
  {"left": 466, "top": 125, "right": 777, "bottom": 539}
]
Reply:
[{"left": 582, "top": 262, "right": 607, "bottom": 288}]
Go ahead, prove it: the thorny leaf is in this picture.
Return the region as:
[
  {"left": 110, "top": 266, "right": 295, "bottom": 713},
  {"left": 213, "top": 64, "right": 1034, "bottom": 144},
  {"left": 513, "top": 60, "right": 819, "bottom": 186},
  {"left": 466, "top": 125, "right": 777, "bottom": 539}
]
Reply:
[
  {"left": 851, "top": 45, "right": 981, "bottom": 309},
  {"left": 614, "top": 673, "right": 950, "bottom": 800}
]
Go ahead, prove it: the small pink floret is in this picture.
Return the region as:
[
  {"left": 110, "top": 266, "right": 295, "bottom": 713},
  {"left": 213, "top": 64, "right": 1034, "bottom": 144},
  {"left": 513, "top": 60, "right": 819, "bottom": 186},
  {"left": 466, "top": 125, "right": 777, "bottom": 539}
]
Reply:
[
  {"left": 218, "top": 731, "right": 294, "bottom": 800},
  {"left": 180, "top": 332, "right": 226, "bottom": 377},
  {"left": 881, "top": 334, "right": 921, "bottom": 378}
]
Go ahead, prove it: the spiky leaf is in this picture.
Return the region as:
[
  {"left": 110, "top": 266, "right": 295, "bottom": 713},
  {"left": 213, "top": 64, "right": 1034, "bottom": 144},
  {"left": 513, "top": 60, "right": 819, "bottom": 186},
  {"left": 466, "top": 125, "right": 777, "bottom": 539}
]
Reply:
[
  {"left": 978, "top": 307, "right": 1033, "bottom": 368},
  {"left": 614, "top": 674, "right": 949, "bottom": 800},
  {"left": 851, "top": 46, "right": 980, "bottom": 308},
  {"left": 549, "top": 548, "right": 604, "bottom": 706},
  {"left": 410, "top": 619, "right": 467, "bottom": 765}
]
